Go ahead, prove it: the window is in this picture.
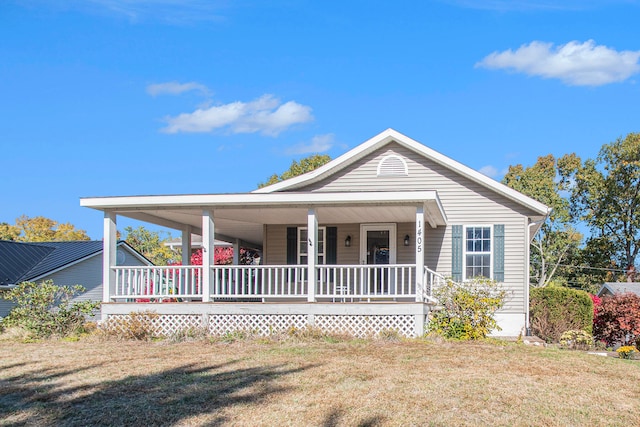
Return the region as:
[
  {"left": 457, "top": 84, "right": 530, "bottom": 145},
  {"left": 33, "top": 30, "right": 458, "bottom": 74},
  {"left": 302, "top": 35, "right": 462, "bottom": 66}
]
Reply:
[
  {"left": 298, "top": 227, "right": 326, "bottom": 264},
  {"left": 464, "top": 226, "right": 491, "bottom": 279}
]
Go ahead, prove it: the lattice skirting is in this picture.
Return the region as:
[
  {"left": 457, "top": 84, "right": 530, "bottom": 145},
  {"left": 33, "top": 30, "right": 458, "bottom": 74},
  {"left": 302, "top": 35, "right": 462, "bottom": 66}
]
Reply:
[
  {"left": 103, "top": 314, "right": 203, "bottom": 337},
  {"left": 103, "top": 313, "right": 419, "bottom": 337},
  {"left": 315, "top": 315, "right": 415, "bottom": 338},
  {"left": 208, "top": 314, "right": 307, "bottom": 336}
]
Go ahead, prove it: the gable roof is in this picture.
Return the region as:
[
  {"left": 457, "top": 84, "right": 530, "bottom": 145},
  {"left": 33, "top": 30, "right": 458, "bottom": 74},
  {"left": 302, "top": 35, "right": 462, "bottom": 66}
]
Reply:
[
  {"left": 253, "top": 128, "right": 550, "bottom": 216},
  {"left": 0, "top": 240, "right": 150, "bottom": 286},
  {"left": 598, "top": 282, "right": 640, "bottom": 297}
]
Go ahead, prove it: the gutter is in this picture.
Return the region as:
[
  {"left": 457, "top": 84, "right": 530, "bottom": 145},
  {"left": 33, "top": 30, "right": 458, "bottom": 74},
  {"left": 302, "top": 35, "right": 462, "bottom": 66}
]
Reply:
[{"left": 525, "top": 208, "right": 551, "bottom": 336}]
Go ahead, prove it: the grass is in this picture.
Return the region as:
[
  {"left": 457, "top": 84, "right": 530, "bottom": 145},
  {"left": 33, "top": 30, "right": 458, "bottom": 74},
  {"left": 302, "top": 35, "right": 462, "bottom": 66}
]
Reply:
[{"left": 1, "top": 334, "right": 639, "bottom": 426}]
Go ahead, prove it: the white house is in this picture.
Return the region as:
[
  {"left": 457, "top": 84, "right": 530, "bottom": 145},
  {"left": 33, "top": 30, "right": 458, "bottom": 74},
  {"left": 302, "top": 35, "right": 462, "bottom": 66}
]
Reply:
[{"left": 81, "top": 129, "right": 549, "bottom": 337}]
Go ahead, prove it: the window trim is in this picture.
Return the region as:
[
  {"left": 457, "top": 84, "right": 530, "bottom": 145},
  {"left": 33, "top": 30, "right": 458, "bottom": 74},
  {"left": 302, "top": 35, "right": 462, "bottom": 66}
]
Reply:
[
  {"left": 297, "top": 226, "right": 326, "bottom": 265},
  {"left": 462, "top": 224, "right": 493, "bottom": 281}
]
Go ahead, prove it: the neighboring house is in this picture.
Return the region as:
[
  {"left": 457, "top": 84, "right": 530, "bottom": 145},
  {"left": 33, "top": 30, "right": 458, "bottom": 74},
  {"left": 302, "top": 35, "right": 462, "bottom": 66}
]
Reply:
[
  {"left": 81, "top": 129, "right": 549, "bottom": 337},
  {"left": 0, "top": 240, "right": 151, "bottom": 317},
  {"left": 597, "top": 282, "right": 640, "bottom": 298}
]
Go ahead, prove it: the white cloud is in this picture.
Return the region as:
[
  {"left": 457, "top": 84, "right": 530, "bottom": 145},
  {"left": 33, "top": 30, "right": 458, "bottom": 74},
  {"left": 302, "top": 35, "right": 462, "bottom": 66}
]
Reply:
[
  {"left": 161, "top": 94, "right": 314, "bottom": 136},
  {"left": 285, "top": 134, "right": 335, "bottom": 155},
  {"left": 146, "top": 81, "right": 210, "bottom": 97},
  {"left": 479, "top": 165, "right": 499, "bottom": 178},
  {"left": 476, "top": 40, "right": 640, "bottom": 86}
]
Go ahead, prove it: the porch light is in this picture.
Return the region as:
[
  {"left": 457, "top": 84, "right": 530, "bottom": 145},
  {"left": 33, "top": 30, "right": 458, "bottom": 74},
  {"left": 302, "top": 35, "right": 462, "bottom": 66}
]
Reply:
[
  {"left": 404, "top": 234, "right": 410, "bottom": 246},
  {"left": 345, "top": 235, "right": 351, "bottom": 247}
]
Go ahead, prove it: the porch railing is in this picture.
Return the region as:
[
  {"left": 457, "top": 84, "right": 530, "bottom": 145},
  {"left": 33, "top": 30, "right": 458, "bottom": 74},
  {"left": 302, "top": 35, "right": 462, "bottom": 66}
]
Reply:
[
  {"left": 211, "top": 265, "right": 307, "bottom": 299},
  {"left": 110, "top": 264, "right": 444, "bottom": 302},
  {"left": 316, "top": 264, "right": 416, "bottom": 299},
  {"left": 113, "top": 266, "right": 202, "bottom": 300}
]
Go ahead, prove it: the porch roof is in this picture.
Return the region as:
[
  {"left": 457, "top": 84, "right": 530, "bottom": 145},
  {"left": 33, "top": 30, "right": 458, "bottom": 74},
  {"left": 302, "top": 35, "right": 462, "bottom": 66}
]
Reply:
[{"left": 81, "top": 191, "right": 446, "bottom": 246}]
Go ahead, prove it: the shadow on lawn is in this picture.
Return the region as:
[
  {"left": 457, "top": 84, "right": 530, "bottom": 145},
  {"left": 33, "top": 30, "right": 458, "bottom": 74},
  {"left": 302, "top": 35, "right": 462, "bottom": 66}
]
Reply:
[
  {"left": 321, "top": 408, "right": 386, "bottom": 427},
  {"left": 0, "top": 360, "right": 315, "bottom": 426}
]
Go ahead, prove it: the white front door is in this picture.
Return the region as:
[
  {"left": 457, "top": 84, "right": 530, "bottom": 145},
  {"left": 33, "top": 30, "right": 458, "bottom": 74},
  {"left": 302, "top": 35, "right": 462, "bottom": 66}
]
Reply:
[
  {"left": 359, "top": 224, "right": 397, "bottom": 295},
  {"left": 359, "top": 223, "right": 397, "bottom": 265}
]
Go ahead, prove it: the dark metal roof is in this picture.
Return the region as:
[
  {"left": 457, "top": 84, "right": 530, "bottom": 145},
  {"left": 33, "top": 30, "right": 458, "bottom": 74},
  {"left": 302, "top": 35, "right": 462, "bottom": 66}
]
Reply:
[
  {"left": 0, "top": 241, "right": 54, "bottom": 286},
  {"left": 0, "top": 241, "right": 104, "bottom": 286}
]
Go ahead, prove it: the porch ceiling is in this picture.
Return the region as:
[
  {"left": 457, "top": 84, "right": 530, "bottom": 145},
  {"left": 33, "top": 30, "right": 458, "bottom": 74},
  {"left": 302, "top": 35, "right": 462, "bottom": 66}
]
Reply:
[{"left": 81, "top": 191, "right": 447, "bottom": 246}]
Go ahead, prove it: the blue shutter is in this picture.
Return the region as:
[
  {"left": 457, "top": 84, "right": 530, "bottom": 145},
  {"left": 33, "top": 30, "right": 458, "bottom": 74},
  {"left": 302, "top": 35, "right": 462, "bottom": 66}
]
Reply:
[
  {"left": 286, "top": 227, "right": 297, "bottom": 265},
  {"left": 451, "top": 225, "right": 463, "bottom": 282},
  {"left": 493, "top": 224, "right": 504, "bottom": 282},
  {"left": 326, "top": 227, "right": 337, "bottom": 265}
]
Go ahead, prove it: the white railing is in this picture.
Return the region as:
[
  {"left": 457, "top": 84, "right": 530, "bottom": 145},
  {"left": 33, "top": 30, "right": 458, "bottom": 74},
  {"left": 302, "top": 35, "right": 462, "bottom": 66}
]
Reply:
[
  {"left": 111, "top": 264, "right": 436, "bottom": 302},
  {"left": 113, "top": 266, "right": 202, "bottom": 300},
  {"left": 423, "top": 267, "right": 446, "bottom": 303},
  {"left": 316, "top": 264, "right": 416, "bottom": 299},
  {"left": 211, "top": 265, "right": 307, "bottom": 299}
]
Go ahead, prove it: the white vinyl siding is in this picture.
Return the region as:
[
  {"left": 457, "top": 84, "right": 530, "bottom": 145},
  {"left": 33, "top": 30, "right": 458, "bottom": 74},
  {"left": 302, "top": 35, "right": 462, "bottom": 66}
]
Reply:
[{"left": 289, "top": 142, "right": 535, "bottom": 313}]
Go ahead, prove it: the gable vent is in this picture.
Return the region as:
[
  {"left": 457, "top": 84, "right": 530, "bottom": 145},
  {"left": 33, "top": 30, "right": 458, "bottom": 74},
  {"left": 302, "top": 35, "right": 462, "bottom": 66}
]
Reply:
[{"left": 377, "top": 155, "right": 408, "bottom": 177}]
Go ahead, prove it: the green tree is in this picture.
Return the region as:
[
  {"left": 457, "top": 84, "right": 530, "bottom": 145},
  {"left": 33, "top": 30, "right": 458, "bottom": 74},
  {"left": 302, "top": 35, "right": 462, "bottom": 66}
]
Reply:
[
  {"left": 1, "top": 216, "right": 90, "bottom": 242},
  {"left": 502, "top": 154, "right": 581, "bottom": 287},
  {"left": 258, "top": 154, "right": 331, "bottom": 188},
  {"left": 124, "top": 226, "right": 179, "bottom": 265},
  {"left": 564, "top": 133, "right": 640, "bottom": 280}
]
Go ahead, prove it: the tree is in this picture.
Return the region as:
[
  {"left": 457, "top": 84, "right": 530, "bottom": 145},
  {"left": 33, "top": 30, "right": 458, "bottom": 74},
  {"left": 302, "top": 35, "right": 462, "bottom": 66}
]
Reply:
[
  {"left": 502, "top": 154, "right": 582, "bottom": 287},
  {"left": 0, "top": 222, "right": 20, "bottom": 240},
  {"left": 258, "top": 154, "right": 331, "bottom": 188},
  {"left": 564, "top": 133, "right": 640, "bottom": 281},
  {"left": 0, "top": 215, "right": 90, "bottom": 242},
  {"left": 123, "top": 226, "right": 179, "bottom": 266}
]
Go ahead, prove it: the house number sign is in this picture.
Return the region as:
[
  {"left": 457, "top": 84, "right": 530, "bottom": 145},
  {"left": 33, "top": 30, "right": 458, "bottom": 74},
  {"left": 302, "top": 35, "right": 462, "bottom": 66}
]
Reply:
[{"left": 416, "top": 222, "right": 423, "bottom": 253}]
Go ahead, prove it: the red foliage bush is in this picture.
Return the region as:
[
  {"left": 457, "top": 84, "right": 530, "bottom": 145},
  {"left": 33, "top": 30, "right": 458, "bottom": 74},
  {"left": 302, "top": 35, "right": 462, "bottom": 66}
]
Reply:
[{"left": 593, "top": 292, "right": 640, "bottom": 347}]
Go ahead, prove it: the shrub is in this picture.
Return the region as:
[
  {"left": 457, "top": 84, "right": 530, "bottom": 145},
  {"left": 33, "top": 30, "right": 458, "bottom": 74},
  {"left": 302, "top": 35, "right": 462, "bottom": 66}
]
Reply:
[
  {"left": 616, "top": 346, "right": 636, "bottom": 360},
  {"left": 427, "top": 277, "right": 506, "bottom": 340},
  {"left": 100, "top": 311, "right": 159, "bottom": 340},
  {"left": 529, "top": 286, "right": 593, "bottom": 342},
  {"left": 593, "top": 293, "right": 640, "bottom": 347},
  {"left": 559, "top": 330, "right": 593, "bottom": 350},
  {"left": 1, "top": 281, "right": 100, "bottom": 338}
]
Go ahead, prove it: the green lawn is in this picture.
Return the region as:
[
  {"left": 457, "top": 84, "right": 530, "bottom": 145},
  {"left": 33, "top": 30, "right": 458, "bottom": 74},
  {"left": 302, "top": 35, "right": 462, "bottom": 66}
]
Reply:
[{"left": 1, "top": 336, "right": 638, "bottom": 426}]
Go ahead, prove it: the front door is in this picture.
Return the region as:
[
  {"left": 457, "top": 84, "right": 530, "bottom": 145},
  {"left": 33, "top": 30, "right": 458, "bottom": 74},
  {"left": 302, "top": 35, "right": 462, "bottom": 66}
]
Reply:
[{"left": 360, "top": 224, "right": 396, "bottom": 294}]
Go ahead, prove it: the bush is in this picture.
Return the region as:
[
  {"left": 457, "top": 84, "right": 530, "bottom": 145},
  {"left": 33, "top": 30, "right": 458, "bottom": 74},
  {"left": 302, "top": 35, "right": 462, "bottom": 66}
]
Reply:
[
  {"left": 559, "top": 330, "right": 593, "bottom": 350},
  {"left": 530, "top": 286, "right": 593, "bottom": 343},
  {"left": 593, "top": 293, "right": 640, "bottom": 347},
  {"left": 100, "top": 311, "right": 159, "bottom": 341},
  {"left": 1, "top": 281, "right": 100, "bottom": 338},
  {"left": 427, "top": 277, "right": 506, "bottom": 340}
]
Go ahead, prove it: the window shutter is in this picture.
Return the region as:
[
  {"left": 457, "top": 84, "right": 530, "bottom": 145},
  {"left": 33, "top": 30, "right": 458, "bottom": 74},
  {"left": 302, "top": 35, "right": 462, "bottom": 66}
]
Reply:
[
  {"left": 493, "top": 224, "right": 505, "bottom": 282},
  {"left": 326, "top": 227, "right": 337, "bottom": 264},
  {"left": 286, "top": 227, "right": 297, "bottom": 264},
  {"left": 451, "top": 225, "right": 463, "bottom": 282}
]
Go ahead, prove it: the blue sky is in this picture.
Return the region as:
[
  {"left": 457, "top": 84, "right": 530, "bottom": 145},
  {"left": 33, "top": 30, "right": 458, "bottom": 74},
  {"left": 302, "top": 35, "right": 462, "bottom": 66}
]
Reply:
[{"left": 1, "top": 0, "right": 639, "bottom": 239}]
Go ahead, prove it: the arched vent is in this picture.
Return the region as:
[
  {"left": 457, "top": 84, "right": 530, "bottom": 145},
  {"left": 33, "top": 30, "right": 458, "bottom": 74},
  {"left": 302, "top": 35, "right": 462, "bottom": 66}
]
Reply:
[{"left": 377, "top": 155, "right": 408, "bottom": 177}]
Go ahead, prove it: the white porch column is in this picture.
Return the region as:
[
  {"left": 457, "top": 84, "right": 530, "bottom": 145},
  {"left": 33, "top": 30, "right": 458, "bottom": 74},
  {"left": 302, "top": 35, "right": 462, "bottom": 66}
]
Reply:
[
  {"left": 307, "top": 208, "right": 317, "bottom": 302},
  {"left": 202, "top": 210, "right": 215, "bottom": 302},
  {"left": 181, "top": 225, "right": 192, "bottom": 266},
  {"left": 102, "top": 211, "right": 117, "bottom": 303},
  {"left": 415, "top": 206, "right": 425, "bottom": 302}
]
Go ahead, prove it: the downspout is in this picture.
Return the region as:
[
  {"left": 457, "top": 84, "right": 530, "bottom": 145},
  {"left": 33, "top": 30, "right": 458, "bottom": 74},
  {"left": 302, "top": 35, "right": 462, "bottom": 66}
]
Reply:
[{"left": 525, "top": 209, "right": 551, "bottom": 336}]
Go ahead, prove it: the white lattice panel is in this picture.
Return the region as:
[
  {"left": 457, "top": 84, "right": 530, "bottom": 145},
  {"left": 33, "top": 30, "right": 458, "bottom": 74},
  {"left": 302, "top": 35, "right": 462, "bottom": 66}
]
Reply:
[
  {"left": 315, "top": 315, "right": 415, "bottom": 338},
  {"left": 208, "top": 314, "right": 307, "bottom": 336},
  {"left": 104, "top": 314, "right": 203, "bottom": 336},
  {"left": 154, "top": 315, "right": 203, "bottom": 336}
]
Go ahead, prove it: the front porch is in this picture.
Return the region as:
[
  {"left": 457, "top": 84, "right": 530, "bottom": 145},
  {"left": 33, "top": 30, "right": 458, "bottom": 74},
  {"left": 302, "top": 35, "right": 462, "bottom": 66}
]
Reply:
[{"left": 83, "top": 191, "right": 449, "bottom": 337}]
